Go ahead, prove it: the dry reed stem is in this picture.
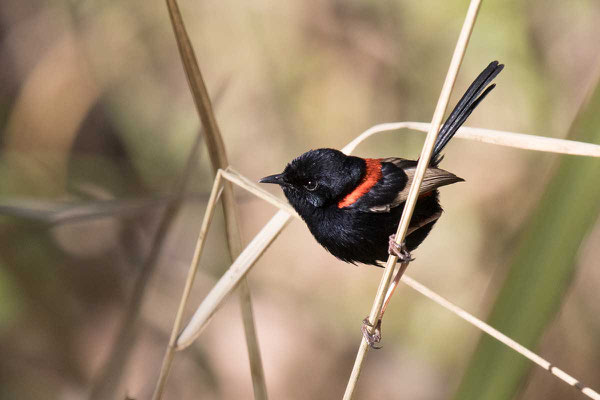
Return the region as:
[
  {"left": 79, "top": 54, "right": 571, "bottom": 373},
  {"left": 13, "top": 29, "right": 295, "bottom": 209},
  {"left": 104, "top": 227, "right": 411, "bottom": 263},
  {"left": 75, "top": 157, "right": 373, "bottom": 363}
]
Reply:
[
  {"left": 0, "top": 195, "right": 185, "bottom": 225},
  {"left": 164, "top": 0, "right": 267, "bottom": 398},
  {"left": 400, "top": 275, "right": 600, "bottom": 400},
  {"left": 152, "top": 173, "right": 224, "bottom": 400},
  {"left": 343, "top": 0, "right": 483, "bottom": 397},
  {"left": 173, "top": 169, "right": 297, "bottom": 349},
  {"left": 221, "top": 168, "right": 300, "bottom": 217},
  {"left": 152, "top": 169, "right": 296, "bottom": 400},
  {"left": 176, "top": 208, "right": 292, "bottom": 349},
  {"left": 344, "top": 122, "right": 600, "bottom": 157}
]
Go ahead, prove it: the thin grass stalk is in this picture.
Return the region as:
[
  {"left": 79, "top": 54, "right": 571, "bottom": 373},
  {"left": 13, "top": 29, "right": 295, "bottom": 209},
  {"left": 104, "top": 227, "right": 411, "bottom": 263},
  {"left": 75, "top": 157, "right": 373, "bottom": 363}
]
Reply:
[
  {"left": 221, "top": 168, "right": 299, "bottom": 217},
  {"left": 343, "top": 0, "right": 483, "bottom": 397},
  {"left": 344, "top": 122, "right": 600, "bottom": 157},
  {"left": 153, "top": 167, "right": 295, "bottom": 398},
  {"left": 176, "top": 208, "right": 292, "bottom": 349},
  {"left": 399, "top": 275, "right": 600, "bottom": 400},
  {"left": 164, "top": 0, "right": 267, "bottom": 398},
  {"left": 174, "top": 167, "right": 301, "bottom": 347},
  {"left": 152, "top": 172, "right": 224, "bottom": 400},
  {"left": 0, "top": 195, "right": 179, "bottom": 225}
]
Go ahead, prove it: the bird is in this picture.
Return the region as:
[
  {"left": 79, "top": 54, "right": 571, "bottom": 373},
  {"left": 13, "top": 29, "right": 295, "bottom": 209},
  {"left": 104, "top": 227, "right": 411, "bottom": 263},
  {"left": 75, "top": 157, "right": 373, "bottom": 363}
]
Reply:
[{"left": 260, "top": 61, "right": 503, "bottom": 345}]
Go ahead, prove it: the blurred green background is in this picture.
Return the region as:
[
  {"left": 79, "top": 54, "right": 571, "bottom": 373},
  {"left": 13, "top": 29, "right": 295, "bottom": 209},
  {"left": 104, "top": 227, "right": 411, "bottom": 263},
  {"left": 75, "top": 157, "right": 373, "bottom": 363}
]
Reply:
[{"left": 1, "top": 0, "right": 599, "bottom": 399}]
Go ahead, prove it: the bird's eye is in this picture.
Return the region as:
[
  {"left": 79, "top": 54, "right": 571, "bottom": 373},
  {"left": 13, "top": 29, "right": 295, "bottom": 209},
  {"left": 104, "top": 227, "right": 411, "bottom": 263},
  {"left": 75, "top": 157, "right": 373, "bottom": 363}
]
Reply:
[{"left": 304, "top": 181, "right": 318, "bottom": 191}]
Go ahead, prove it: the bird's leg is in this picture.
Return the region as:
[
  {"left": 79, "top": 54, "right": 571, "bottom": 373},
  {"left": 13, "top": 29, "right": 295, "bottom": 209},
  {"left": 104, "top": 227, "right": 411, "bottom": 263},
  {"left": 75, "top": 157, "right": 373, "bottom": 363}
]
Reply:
[
  {"left": 381, "top": 261, "right": 410, "bottom": 316},
  {"left": 406, "top": 211, "right": 443, "bottom": 236},
  {"left": 388, "top": 210, "right": 443, "bottom": 261},
  {"left": 385, "top": 211, "right": 442, "bottom": 312},
  {"left": 362, "top": 211, "right": 442, "bottom": 348},
  {"left": 361, "top": 260, "right": 409, "bottom": 348}
]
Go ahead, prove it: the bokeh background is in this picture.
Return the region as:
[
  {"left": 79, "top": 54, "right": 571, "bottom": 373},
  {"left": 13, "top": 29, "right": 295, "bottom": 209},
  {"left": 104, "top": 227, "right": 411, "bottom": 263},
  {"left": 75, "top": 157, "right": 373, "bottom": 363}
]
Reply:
[{"left": 1, "top": 0, "right": 599, "bottom": 399}]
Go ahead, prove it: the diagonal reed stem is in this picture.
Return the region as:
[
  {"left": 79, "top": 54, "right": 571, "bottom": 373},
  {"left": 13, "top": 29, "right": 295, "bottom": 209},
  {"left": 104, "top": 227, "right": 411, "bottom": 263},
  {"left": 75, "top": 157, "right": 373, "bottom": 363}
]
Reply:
[
  {"left": 162, "top": 1, "right": 267, "bottom": 398},
  {"left": 172, "top": 167, "right": 298, "bottom": 350},
  {"left": 399, "top": 275, "right": 600, "bottom": 400},
  {"left": 152, "top": 172, "right": 224, "bottom": 400},
  {"left": 343, "top": 0, "right": 483, "bottom": 398},
  {"left": 175, "top": 207, "right": 292, "bottom": 349},
  {"left": 343, "top": 122, "right": 600, "bottom": 157}
]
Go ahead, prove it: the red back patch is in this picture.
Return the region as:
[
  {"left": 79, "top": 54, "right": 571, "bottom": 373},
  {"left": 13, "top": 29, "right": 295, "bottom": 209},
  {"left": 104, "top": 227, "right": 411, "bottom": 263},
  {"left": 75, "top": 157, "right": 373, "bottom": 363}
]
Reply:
[{"left": 337, "top": 158, "right": 382, "bottom": 208}]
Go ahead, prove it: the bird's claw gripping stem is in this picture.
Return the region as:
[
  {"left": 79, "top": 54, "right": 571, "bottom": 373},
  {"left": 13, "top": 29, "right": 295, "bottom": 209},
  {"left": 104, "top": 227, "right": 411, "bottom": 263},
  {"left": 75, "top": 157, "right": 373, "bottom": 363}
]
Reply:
[
  {"left": 388, "top": 235, "right": 414, "bottom": 263},
  {"left": 361, "top": 317, "right": 382, "bottom": 349}
]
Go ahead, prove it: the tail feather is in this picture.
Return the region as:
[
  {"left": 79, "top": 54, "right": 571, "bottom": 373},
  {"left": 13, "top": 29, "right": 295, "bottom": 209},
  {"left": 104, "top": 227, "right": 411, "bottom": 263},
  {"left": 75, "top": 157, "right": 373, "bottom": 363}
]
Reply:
[{"left": 430, "top": 61, "right": 504, "bottom": 166}]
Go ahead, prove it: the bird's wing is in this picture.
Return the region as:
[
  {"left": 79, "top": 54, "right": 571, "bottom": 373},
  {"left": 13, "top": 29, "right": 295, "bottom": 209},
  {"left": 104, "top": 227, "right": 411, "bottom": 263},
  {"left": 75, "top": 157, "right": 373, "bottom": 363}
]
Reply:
[{"left": 352, "top": 157, "right": 463, "bottom": 213}]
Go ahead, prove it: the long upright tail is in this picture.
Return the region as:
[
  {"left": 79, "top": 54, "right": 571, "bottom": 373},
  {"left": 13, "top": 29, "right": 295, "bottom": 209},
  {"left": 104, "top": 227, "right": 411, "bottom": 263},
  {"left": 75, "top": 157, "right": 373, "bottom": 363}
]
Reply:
[{"left": 430, "top": 61, "right": 504, "bottom": 166}]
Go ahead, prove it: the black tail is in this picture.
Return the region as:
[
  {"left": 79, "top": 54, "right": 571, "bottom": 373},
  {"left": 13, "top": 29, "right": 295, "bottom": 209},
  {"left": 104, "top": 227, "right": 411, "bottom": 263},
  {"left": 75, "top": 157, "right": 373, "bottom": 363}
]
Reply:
[{"left": 430, "top": 61, "right": 504, "bottom": 166}]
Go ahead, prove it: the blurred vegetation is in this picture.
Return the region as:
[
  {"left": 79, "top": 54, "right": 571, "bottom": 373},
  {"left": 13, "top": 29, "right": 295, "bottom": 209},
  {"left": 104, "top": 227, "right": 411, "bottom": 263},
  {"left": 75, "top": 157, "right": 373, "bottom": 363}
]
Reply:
[
  {"left": 0, "top": 0, "right": 599, "bottom": 399},
  {"left": 454, "top": 66, "right": 600, "bottom": 400}
]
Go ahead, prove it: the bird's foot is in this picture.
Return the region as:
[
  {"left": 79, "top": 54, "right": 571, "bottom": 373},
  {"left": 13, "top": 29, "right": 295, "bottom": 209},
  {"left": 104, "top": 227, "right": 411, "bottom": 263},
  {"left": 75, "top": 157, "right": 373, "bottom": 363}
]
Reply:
[
  {"left": 388, "top": 235, "right": 414, "bottom": 263},
  {"left": 361, "top": 317, "right": 382, "bottom": 349}
]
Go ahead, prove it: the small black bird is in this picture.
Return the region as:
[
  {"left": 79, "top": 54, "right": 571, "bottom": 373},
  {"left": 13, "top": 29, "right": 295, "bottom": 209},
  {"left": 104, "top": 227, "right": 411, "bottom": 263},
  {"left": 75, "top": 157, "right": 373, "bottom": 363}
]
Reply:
[{"left": 261, "top": 61, "right": 503, "bottom": 266}]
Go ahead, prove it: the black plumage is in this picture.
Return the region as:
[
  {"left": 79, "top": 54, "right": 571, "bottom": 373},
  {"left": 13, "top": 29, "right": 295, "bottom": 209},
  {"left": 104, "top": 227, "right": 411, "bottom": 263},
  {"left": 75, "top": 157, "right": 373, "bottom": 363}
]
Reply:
[{"left": 261, "top": 61, "right": 504, "bottom": 266}]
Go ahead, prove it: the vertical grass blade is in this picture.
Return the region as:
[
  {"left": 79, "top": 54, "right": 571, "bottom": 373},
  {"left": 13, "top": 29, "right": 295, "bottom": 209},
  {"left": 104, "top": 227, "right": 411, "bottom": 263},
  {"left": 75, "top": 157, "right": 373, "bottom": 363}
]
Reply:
[
  {"left": 164, "top": 1, "right": 268, "bottom": 398},
  {"left": 343, "top": 0, "right": 483, "bottom": 398},
  {"left": 152, "top": 172, "right": 224, "bottom": 400},
  {"left": 453, "top": 63, "right": 600, "bottom": 400}
]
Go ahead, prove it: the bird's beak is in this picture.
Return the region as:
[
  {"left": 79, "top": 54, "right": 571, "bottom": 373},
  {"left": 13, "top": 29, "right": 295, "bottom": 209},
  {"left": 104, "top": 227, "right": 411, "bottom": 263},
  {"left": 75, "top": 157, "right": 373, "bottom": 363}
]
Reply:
[{"left": 259, "top": 173, "right": 285, "bottom": 185}]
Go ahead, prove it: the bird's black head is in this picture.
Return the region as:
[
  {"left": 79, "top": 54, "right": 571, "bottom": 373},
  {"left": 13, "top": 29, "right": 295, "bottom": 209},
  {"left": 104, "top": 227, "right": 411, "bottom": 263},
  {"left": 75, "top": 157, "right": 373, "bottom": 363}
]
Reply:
[{"left": 260, "top": 148, "right": 364, "bottom": 213}]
